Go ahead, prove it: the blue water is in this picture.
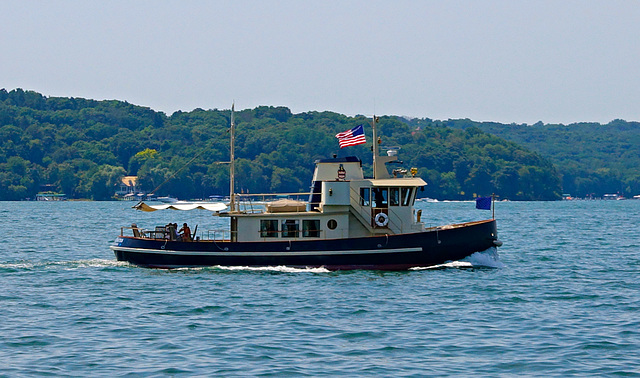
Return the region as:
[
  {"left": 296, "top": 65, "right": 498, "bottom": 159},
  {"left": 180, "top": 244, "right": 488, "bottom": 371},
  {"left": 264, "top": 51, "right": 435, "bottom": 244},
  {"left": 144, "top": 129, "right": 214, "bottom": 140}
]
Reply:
[{"left": 1, "top": 200, "right": 639, "bottom": 376}]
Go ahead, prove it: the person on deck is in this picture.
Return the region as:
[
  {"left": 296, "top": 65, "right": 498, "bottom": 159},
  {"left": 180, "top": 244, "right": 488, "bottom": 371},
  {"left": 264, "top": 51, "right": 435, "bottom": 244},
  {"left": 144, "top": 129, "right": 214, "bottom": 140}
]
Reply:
[
  {"left": 164, "top": 223, "right": 172, "bottom": 239},
  {"left": 171, "top": 223, "right": 180, "bottom": 240},
  {"left": 179, "top": 223, "right": 192, "bottom": 242}
]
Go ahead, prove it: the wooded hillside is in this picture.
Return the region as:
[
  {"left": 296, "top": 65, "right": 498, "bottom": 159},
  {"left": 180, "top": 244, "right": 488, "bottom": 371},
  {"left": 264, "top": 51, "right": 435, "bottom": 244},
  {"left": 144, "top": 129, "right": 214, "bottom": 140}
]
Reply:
[
  {"left": 0, "top": 89, "right": 562, "bottom": 201},
  {"left": 437, "top": 119, "right": 640, "bottom": 197}
]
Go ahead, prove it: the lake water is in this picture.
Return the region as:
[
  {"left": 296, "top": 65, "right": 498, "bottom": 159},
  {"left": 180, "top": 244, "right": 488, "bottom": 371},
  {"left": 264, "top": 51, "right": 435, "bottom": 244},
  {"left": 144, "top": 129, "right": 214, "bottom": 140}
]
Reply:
[{"left": 1, "top": 200, "right": 639, "bottom": 376}]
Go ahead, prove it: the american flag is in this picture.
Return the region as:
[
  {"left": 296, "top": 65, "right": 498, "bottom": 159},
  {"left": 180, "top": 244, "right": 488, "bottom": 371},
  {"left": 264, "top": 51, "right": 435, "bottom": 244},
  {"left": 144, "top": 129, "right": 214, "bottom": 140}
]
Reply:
[{"left": 335, "top": 125, "right": 366, "bottom": 148}]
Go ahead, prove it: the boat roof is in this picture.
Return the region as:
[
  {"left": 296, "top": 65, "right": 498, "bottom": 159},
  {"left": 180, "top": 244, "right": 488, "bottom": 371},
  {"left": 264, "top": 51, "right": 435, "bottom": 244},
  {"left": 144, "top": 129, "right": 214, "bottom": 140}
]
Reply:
[
  {"left": 133, "top": 202, "right": 227, "bottom": 212},
  {"left": 362, "top": 177, "right": 427, "bottom": 187},
  {"left": 316, "top": 156, "right": 361, "bottom": 164}
]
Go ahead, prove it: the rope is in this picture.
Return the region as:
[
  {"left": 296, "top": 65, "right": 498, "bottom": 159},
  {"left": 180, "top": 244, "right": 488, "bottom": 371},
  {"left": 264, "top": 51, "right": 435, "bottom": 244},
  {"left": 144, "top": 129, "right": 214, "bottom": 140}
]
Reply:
[{"left": 133, "top": 144, "right": 211, "bottom": 208}]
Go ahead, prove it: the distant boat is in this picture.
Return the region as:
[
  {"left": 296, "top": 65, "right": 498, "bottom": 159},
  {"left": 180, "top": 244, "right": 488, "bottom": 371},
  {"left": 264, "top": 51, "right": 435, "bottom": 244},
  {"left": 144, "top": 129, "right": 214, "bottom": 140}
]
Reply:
[
  {"left": 111, "top": 110, "right": 501, "bottom": 270},
  {"left": 157, "top": 196, "right": 179, "bottom": 203},
  {"left": 36, "top": 192, "right": 67, "bottom": 201},
  {"left": 209, "top": 195, "right": 230, "bottom": 202}
]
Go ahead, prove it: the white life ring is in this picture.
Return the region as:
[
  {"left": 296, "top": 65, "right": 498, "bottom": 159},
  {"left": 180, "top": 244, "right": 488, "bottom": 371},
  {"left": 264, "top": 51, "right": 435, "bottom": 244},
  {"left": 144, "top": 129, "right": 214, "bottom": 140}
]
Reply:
[{"left": 374, "top": 212, "right": 389, "bottom": 227}]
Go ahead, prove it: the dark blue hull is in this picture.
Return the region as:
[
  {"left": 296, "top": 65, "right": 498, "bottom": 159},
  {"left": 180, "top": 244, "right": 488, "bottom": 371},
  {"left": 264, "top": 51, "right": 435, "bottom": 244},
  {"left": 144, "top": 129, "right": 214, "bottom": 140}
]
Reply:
[{"left": 111, "top": 219, "right": 499, "bottom": 270}]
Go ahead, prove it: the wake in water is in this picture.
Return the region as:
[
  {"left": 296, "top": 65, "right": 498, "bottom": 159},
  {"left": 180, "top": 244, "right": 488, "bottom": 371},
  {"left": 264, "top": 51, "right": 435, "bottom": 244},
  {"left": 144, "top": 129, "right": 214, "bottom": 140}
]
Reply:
[
  {"left": 188, "top": 249, "right": 503, "bottom": 273},
  {"left": 0, "top": 259, "right": 130, "bottom": 271},
  {"left": 184, "top": 265, "right": 331, "bottom": 274},
  {"left": 411, "top": 247, "right": 505, "bottom": 270},
  {"left": 0, "top": 259, "right": 330, "bottom": 274}
]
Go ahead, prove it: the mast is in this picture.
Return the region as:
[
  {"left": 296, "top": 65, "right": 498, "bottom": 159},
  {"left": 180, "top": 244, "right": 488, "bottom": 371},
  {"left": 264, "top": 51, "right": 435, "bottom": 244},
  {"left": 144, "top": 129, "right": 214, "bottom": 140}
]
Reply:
[
  {"left": 371, "top": 115, "right": 397, "bottom": 179},
  {"left": 229, "top": 103, "right": 236, "bottom": 212},
  {"left": 372, "top": 115, "right": 379, "bottom": 178}
]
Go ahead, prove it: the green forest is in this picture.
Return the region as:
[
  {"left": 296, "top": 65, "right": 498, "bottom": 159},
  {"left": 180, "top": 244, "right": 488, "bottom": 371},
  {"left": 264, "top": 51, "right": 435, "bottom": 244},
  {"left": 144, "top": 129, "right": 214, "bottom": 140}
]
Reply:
[
  {"left": 3, "top": 88, "right": 614, "bottom": 202},
  {"left": 438, "top": 119, "right": 640, "bottom": 198}
]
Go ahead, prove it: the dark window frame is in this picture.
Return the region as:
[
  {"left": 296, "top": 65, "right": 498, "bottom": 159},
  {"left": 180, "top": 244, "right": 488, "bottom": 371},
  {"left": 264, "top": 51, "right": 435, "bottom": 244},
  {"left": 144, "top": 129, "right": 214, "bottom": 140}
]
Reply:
[
  {"left": 302, "top": 219, "right": 321, "bottom": 237},
  {"left": 360, "top": 187, "right": 370, "bottom": 206},
  {"left": 372, "top": 187, "right": 388, "bottom": 208},
  {"left": 401, "top": 187, "right": 413, "bottom": 206},
  {"left": 260, "top": 219, "right": 279, "bottom": 238},
  {"left": 390, "top": 187, "right": 400, "bottom": 206},
  {"left": 282, "top": 219, "right": 300, "bottom": 238}
]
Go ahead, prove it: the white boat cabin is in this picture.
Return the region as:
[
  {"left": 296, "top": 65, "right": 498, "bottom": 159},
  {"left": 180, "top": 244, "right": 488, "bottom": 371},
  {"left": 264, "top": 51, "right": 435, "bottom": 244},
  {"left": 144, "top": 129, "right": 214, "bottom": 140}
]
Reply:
[{"left": 224, "top": 156, "right": 427, "bottom": 242}]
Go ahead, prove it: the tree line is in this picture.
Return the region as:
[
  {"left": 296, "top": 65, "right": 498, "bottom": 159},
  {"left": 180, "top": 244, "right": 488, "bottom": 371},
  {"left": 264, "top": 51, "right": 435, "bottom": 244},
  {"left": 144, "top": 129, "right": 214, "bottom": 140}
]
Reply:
[
  {"left": 0, "top": 88, "right": 563, "bottom": 201},
  {"left": 438, "top": 118, "right": 640, "bottom": 198}
]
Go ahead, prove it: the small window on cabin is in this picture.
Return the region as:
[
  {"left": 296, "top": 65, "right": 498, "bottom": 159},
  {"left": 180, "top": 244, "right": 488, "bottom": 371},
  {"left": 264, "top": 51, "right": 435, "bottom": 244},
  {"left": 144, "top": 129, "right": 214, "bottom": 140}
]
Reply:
[
  {"left": 303, "top": 220, "right": 320, "bottom": 237},
  {"left": 327, "top": 219, "right": 338, "bottom": 230},
  {"left": 390, "top": 188, "right": 400, "bottom": 206},
  {"left": 401, "top": 187, "right": 413, "bottom": 206},
  {"left": 282, "top": 219, "right": 299, "bottom": 238},
  {"left": 260, "top": 220, "right": 279, "bottom": 237},
  {"left": 372, "top": 188, "right": 388, "bottom": 208},
  {"left": 360, "top": 187, "right": 370, "bottom": 206}
]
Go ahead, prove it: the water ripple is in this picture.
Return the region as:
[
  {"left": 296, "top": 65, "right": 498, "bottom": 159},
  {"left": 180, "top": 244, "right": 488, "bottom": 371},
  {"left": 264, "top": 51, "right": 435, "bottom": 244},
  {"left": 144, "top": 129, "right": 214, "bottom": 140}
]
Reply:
[{"left": 1, "top": 201, "right": 640, "bottom": 375}]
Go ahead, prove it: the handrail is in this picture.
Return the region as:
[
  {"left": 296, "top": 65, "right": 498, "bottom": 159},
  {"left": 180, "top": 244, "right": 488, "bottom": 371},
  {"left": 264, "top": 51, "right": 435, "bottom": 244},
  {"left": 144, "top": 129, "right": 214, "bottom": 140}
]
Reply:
[
  {"left": 347, "top": 186, "right": 406, "bottom": 233},
  {"left": 206, "top": 229, "right": 235, "bottom": 241},
  {"left": 236, "top": 192, "right": 311, "bottom": 199},
  {"left": 257, "top": 228, "right": 324, "bottom": 240},
  {"left": 347, "top": 187, "right": 378, "bottom": 234}
]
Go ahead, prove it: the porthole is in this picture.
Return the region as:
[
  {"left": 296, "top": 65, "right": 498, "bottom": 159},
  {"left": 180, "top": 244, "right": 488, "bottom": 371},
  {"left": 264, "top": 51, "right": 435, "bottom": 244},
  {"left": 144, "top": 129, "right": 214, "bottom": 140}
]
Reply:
[{"left": 327, "top": 219, "right": 338, "bottom": 230}]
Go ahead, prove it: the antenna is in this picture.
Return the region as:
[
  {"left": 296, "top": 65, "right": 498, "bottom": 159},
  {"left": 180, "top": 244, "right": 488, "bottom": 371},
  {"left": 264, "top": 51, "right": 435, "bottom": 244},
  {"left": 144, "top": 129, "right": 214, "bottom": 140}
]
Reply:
[
  {"left": 372, "top": 114, "right": 379, "bottom": 178},
  {"left": 229, "top": 102, "right": 236, "bottom": 212}
]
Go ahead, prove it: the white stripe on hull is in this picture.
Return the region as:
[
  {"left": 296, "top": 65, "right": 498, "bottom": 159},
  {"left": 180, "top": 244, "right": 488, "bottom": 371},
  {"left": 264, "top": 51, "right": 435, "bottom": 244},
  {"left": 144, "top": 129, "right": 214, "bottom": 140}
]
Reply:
[{"left": 110, "top": 246, "right": 422, "bottom": 257}]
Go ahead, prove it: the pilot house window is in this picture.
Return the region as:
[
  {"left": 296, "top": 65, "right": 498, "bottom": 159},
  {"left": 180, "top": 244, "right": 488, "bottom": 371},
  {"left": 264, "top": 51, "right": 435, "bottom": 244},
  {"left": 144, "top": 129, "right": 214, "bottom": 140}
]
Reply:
[
  {"left": 260, "top": 220, "right": 279, "bottom": 237},
  {"left": 372, "top": 188, "right": 388, "bottom": 208},
  {"left": 401, "top": 187, "right": 413, "bottom": 206},
  {"left": 390, "top": 188, "right": 400, "bottom": 206}
]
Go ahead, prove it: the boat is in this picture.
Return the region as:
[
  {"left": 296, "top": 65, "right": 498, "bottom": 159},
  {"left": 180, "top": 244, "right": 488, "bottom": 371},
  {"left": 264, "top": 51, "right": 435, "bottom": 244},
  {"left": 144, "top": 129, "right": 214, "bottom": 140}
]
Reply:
[
  {"left": 110, "top": 109, "right": 501, "bottom": 270},
  {"left": 157, "top": 196, "right": 179, "bottom": 203},
  {"left": 36, "top": 192, "right": 67, "bottom": 201}
]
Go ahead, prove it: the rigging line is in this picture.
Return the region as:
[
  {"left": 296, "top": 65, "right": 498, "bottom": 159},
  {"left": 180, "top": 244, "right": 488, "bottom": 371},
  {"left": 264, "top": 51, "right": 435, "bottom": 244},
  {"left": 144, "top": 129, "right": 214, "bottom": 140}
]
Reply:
[
  {"left": 149, "top": 149, "right": 207, "bottom": 196},
  {"left": 133, "top": 140, "right": 214, "bottom": 208}
]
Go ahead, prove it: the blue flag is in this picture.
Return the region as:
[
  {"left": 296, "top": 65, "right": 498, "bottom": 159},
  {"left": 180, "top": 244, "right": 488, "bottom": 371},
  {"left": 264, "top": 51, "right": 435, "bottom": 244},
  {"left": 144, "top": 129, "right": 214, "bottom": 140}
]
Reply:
[{"left": 476, "top": 197, "right": 492, "bottom": 210}]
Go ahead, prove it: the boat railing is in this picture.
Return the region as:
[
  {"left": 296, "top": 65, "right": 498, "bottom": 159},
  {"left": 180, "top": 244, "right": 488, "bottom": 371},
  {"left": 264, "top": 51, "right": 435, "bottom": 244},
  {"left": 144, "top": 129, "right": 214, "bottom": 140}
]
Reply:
[
  {"left": 257, "top": 228, "right": 325, "bottom": 240},
  {"left": 235, "top": 192, "right": 312, "bottom": 214},
  {"left": 120, "top": 226, "right": 145, "bottom": 238},
  {"left": 120, "top": 226, "right": 165, "bottom": 239},
  {"left": 205, "top": 229, "right": 233, "bottom": 241},
  {"left": 120, "top": 226, "right": 184, "bottom": 240}
]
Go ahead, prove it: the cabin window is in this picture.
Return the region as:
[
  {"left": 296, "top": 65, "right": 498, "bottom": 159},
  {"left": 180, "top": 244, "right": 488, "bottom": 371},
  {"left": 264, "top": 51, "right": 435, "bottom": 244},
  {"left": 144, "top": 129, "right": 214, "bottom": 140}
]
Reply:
[
  {"left": 372, "top": 188, "right": 388, "bottom": 208},
  {"left": 390, "top": 188, "right": 400, "bottom": 206},
  {"left": 360, "top": 187, "right": 370, "bottom": 206},
  {"left": 282, "top": 219, "right": 299, "bottom": 238},
  {"left": 401, "top": 187, "right": 413, "bottom": 206},
  {"left": 303, "top": 220, "right": 321, "bottom": 237},
  {"left": 260, "top": 220, "right": 279, "bottom": 238},
  {"left": 327, "top": 219, "right": 338, "bottom": 230}
]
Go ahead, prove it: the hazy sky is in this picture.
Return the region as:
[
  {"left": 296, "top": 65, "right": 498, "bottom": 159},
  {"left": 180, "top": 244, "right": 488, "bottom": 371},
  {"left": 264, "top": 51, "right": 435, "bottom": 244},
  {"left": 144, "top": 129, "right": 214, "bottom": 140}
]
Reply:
[{"left": 1, "top": 1, "right": 639, "bottom": 124}]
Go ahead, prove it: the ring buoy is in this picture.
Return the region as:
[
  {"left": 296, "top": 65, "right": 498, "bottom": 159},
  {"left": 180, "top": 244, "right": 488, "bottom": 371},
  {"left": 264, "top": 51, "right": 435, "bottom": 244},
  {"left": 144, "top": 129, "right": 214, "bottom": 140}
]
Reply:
[{"left": 374, "top": 212, "right": 389, "bottom": 227}]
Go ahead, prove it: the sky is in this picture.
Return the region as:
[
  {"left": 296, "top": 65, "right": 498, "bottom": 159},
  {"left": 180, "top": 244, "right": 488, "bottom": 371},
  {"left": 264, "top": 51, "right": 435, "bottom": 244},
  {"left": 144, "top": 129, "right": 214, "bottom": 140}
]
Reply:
[{"left": 1, "top": 0, "right": 639, "bottom": 125}]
